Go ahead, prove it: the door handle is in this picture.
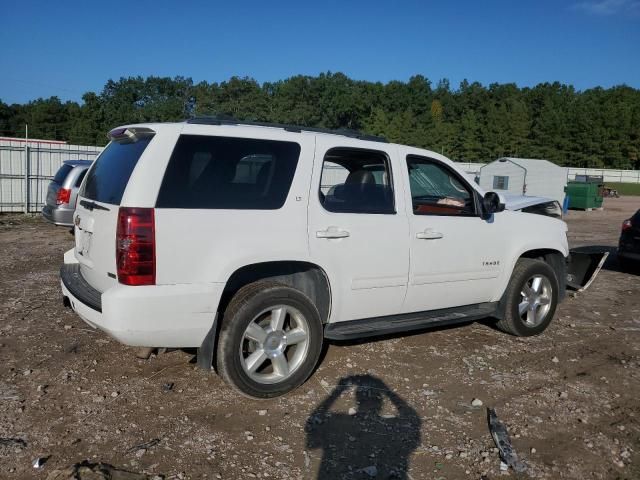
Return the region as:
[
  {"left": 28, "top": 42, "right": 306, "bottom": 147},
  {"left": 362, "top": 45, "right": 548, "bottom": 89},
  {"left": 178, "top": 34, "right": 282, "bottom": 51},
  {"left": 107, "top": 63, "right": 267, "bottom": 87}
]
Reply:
[
  {"left": 316, "top": 227, "right": 350, "bottom": 239},
  {"left": 416, "top": 230, "right": 444, "bottom": 240}
]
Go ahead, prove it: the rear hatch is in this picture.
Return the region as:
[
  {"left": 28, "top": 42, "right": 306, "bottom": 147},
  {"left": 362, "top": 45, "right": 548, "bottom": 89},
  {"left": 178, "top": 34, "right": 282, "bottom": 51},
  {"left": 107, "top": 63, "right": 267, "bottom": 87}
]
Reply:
[
  {"left": 74, "top": 128, "right": 155, "bottom": 293},
  {"left": 46, "top": 163, "right": 73, "bottom": 207}
]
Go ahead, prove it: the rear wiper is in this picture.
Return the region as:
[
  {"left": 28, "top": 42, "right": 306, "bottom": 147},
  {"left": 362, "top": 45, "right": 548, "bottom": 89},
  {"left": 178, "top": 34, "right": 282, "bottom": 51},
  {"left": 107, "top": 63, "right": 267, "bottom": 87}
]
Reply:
[{"left": 79, "top": 200, "right": 110, "bottom": 212}]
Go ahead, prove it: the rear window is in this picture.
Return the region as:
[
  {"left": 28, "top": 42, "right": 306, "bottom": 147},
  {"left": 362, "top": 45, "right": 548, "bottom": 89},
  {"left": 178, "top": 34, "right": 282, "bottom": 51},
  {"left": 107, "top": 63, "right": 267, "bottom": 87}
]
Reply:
[
  {"left": 75, "top": 169, "right": 88, "bottom": 188},
  {"left": 53, "top": 164, "right": 73, "bottom": 184},
  {"left": 80, "top": 137, "right": 152, "bottom": 205},
  {"left": 156, "top": 135, "right": 300, "bottom": 209}
]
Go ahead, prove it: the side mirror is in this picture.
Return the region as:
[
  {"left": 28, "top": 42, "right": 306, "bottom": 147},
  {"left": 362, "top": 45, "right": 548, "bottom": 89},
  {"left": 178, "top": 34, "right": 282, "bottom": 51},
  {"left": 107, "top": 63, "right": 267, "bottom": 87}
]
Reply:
[{"left": 483, "top": 192, "right": 505, "bottom": 215}]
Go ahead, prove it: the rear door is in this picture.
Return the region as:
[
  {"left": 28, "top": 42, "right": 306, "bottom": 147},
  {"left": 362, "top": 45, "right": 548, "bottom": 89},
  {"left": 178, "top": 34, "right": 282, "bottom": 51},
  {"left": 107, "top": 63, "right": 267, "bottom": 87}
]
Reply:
[
  {"left": 307, "top": 137, "right": 410, "bottom": 322},
  {"left": 74, "top": 130, "right": 155, "bottom": 292}
]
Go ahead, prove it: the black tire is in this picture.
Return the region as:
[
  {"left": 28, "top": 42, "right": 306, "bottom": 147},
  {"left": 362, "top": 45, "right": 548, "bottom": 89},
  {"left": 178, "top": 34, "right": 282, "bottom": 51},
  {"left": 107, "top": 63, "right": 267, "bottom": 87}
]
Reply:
[
  {"left": 496, "top": 258, "right": 559, "bottom": 337},
  {"left": 216, "top": 281, "right": 323, "bottom": 398}
]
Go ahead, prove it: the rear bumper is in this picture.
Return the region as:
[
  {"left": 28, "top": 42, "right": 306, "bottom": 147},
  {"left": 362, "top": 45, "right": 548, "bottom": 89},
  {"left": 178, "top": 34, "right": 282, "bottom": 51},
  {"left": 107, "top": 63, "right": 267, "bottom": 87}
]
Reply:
[
  {"left": 42, "top": 205, "right": 74, "bottom": 226},
  {"left": 60, "top": 262, "right": 224, "bottom": 348},
  {"left": 618, "top": 250, "right": 640, "bottom": 262}
]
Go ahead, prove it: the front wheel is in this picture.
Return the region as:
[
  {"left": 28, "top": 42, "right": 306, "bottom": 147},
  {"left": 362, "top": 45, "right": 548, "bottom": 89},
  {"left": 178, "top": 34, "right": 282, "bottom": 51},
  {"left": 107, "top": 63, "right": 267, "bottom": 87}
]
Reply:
[
  {"left": 217, "top": 281, "right": 324, "bottom": 398},
  {"left": 496, "top": 258, "right": 559, "bottom": 336}
]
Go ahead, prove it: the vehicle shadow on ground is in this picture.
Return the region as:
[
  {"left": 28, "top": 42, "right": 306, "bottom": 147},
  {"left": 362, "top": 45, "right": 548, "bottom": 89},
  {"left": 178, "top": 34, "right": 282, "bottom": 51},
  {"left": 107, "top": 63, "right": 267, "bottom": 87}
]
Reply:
[{"left": 305, "top": 374, "right": 421, "bottom": 479}]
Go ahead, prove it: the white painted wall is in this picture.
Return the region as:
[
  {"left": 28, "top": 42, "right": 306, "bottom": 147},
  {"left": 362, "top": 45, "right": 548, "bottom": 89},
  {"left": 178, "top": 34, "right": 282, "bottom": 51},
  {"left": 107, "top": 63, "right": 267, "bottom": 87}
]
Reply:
[{"left": 478, "top": 158, "right": 568, "bottom": 205}]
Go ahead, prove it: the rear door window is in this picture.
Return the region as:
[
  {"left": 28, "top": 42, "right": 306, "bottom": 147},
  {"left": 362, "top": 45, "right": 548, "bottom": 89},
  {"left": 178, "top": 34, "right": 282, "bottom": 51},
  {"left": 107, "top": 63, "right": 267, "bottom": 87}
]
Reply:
[
  {"left": 319, "top": 148, "right": 394, "bottom": 214},
  {"left": 156, "top": 135, "right": 300, "bottom": 209},
  {"left": 80, "top": 137, "right": 152, "bottom": 205},
  {"left": 53, "top": 164, "right": 73, "bottom": 184}
]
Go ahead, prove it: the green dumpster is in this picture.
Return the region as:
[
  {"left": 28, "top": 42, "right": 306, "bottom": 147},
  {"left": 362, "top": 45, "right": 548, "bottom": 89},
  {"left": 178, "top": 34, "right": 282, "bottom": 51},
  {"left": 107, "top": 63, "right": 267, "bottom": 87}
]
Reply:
[{"left": 565, "top": 180, "right": 604, "bottom": 210}]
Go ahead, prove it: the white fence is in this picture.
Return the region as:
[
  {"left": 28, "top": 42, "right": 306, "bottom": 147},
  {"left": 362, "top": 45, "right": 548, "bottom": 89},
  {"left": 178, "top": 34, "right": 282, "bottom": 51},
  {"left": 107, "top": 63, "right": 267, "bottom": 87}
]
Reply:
[
  {"left": 455, "top": 162, "right": 640, "bottom": 184},
  {"left": 0, "top": 138, "right": 102, "bottom": 213}
]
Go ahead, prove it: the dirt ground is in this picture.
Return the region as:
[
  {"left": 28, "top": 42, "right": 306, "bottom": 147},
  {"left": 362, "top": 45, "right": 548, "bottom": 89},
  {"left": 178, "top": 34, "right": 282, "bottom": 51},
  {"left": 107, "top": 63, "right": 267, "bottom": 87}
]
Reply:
[{"left": 0, "top": 197, "right": 639, "bottom": 480}]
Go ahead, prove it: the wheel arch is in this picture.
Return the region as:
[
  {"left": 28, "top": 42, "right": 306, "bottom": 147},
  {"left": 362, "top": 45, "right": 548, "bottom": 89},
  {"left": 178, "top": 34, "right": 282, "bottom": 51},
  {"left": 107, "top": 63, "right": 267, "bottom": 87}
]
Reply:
[
  {"left": 218, "top": 260, "right": 332, "bottom": 324},
  {"left": 197, "top": 260, "right": 332, "bottom": 372},
  {"left": 494, "top": 247, "right": 567, "bottom": 320}
]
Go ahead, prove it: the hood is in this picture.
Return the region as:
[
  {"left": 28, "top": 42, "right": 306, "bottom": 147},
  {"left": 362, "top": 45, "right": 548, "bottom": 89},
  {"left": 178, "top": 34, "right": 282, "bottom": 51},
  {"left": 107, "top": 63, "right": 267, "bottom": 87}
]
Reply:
[{"left": 501, "top": 193, "right": 555, "bottom": 210}]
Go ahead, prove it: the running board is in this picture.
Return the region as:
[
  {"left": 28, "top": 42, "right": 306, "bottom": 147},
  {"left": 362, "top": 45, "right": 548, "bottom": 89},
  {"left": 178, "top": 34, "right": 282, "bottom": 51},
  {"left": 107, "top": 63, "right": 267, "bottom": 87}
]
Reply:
[{"left": 324, "top": 302, "right": 499, "bottom": 341}]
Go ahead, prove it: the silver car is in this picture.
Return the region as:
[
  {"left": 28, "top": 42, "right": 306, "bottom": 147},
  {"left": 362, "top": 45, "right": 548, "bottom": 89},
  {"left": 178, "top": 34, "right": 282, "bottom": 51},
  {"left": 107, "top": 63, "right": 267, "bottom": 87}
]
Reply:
[{"left": 42, "top": 160, "right": 92, "bottom": 226}]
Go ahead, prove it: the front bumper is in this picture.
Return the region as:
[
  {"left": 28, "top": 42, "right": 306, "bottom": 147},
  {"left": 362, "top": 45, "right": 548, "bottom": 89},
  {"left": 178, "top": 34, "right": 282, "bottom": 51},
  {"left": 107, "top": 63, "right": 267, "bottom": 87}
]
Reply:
[
  {"left": 567, "top": 247, "right": 609, "bottom": 292},
  {"left": 60, "top": 262, "right": 224, "bottom": 348},
  {"left": 42, "top": 205, "right": 74, "bottom": 226}
]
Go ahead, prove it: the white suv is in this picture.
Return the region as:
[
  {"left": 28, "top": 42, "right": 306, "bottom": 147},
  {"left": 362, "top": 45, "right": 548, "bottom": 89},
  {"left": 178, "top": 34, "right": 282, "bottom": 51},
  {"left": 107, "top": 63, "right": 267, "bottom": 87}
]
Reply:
[{"left": 61, "top": 118, "right": 570, "bottom": 398}]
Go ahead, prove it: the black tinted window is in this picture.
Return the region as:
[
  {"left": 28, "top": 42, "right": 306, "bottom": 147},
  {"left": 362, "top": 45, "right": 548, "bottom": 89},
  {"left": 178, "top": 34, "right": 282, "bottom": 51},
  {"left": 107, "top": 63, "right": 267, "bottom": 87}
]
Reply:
[
  {"left": 156, "top": 135, "right": 300, "bottom": 209},
  {"left": 319, "top": 148, "right": 394, "bottom": 214},
  {"left": 53, "top": 164, "right": 73, "bottom": 184},
  {"left": 80, "top": 137, "right": 152, "bottom": 205},
  {"left": 75, "top": 169, "right": 88, "bottom": 188}
]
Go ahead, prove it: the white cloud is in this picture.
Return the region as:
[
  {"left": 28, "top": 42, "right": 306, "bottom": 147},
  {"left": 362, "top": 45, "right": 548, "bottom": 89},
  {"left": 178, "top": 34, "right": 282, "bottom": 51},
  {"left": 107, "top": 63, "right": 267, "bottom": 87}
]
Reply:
[{"left": 573, "top": 0, "right": 640, "bottom": 15}]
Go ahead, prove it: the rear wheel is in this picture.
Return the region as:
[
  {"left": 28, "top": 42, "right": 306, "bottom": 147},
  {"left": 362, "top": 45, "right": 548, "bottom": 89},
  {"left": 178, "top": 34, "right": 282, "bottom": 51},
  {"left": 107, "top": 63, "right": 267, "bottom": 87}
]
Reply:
[
  {"left": 496, "top": 258, "right": 559, "bottom": 336},
  {"left": 217, "top": 281, "right": 323, "bottom": 398}
]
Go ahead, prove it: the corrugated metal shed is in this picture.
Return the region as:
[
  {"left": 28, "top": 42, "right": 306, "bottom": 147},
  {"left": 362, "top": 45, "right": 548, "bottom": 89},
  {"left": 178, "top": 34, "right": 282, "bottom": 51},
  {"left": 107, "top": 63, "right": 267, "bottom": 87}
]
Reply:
[
  {"left": 0, "top": 137, "right": 102, "bottom": 212},
  {"left": 478, "top": 157, "right": 568, "bottom": 204}
]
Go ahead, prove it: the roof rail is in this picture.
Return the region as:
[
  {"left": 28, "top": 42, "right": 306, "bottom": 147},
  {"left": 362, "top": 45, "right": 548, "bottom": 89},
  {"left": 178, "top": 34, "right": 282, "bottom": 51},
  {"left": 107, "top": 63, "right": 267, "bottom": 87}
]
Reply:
[{"left": 185, "top": 116, "right": 388, "bottom": 143}]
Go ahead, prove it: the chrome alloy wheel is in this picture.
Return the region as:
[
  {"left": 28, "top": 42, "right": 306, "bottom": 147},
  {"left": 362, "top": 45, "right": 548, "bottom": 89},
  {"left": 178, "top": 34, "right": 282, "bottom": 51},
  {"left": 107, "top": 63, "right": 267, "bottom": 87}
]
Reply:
[
  {"left": 519, "top": 274, "right": 553, "bottom": 327},
  {"left": 239, "top": 305, "right": 310, "bottom": 384}
]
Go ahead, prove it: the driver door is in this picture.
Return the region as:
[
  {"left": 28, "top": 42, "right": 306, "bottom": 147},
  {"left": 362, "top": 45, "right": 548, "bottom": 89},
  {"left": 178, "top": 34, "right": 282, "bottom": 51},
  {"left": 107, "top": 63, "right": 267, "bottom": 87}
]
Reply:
[{"left": 401, "top": 152, "right": 508, "bottom": 313}]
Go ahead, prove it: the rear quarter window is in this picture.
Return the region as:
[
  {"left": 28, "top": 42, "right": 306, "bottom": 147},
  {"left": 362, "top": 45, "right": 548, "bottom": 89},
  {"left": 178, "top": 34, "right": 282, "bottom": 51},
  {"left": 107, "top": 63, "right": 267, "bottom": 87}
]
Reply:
[
  {"left": 156, "top": 135, "right": 300, "bottom": 209},
  {"left": 80, "top": 137, "right": 152, "bottom": 205}
]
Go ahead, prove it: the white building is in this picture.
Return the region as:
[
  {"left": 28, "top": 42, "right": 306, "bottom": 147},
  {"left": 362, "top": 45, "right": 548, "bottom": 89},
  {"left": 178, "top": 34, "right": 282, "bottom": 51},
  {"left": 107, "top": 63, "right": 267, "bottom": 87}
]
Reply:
[{"left": 478, "top": 157, "right": 568, "bottom": 205}]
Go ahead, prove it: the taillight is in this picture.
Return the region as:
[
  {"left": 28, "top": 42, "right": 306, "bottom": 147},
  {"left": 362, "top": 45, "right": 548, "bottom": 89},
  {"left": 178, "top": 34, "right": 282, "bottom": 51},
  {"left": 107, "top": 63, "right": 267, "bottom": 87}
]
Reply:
[
  {"left": 56, "top": 188, "right": 71, "bottom": 205},
  {"left": 116, "top": 207, "right": 155, "bottom": 286},
  {"left": 622, "top": 219, "right": 632, "bottom": 232}
]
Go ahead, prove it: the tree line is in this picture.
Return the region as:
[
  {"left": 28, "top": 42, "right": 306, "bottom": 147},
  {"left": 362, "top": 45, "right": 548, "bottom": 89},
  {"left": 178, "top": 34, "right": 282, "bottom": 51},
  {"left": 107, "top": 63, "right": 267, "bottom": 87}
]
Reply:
[{"left": 1, "top": 73, "right": 639, "bottom": 169}]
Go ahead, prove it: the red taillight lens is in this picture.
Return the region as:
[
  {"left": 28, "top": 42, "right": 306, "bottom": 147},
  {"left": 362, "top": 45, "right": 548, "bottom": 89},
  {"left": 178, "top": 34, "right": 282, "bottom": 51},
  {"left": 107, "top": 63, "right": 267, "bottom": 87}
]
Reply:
[
  {"left": 116, "top": 207, "right": 155, "bottom": 286},
  {"left": 622, "top": 219, "right": 632, "bottom": 232},
  {"left": 56, "top": 188, "right": 71, "bottom": 205}
]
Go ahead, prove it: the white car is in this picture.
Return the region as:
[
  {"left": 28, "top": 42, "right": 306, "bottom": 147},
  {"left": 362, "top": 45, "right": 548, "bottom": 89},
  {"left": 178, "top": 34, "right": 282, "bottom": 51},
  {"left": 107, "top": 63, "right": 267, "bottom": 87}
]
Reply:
[{"left": 61, "top": 118, "right": 572, "bottom": 398}]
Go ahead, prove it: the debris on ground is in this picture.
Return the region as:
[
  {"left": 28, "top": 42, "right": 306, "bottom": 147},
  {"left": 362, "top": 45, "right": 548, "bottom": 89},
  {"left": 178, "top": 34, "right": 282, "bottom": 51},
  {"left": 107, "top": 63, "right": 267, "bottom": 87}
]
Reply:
[
  {"left": 33, "top": 455, "right": 50, "bottom": 469},
  {"left": 45, "top": 461, "right": 162, "bottom": 480},
  {"left": 0, "top": 437, "right": 27, "bottom": 449},
  {"left": 127, "top": 438, "right": 161, "bottom": 454},
  {"left": 161, "top": 382, "right": 174, "bottom": 392},
  {"left": 487, "top": 408, "right": 526, "bottom": 473}
]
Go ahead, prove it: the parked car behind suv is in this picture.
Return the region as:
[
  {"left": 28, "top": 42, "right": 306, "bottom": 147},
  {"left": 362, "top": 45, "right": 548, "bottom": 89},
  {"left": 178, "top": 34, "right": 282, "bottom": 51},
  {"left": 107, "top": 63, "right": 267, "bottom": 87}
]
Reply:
[
  {"left": 42, "top": 160, "right": 93, "bottom": 226},
  {"left": 618, "top": 209, "right": 640, "bottom": 271},
  {"left": 61, "top": 119, "right": 571, "bottom": 398}
]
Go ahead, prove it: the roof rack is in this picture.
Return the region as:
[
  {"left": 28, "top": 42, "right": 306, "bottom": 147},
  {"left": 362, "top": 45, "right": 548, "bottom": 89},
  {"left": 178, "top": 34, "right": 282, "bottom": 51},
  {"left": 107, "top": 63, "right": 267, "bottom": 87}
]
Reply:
[{"left": 185, "top": 116, "right": 388, "bottom": 143}]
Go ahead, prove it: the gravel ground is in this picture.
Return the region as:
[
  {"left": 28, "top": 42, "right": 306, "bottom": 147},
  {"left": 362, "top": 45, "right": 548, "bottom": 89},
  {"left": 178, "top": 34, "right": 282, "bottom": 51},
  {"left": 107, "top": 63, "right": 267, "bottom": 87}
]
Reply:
[{"left": 0, "top": 197, "right": 638, "bottom": 480}]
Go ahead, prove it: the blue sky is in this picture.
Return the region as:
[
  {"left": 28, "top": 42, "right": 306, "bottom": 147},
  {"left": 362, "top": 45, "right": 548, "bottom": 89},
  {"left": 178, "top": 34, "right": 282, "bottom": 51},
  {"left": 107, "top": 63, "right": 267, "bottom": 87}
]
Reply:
[{"left": 1, "top": 0, "right": 639, "bottom": 104}]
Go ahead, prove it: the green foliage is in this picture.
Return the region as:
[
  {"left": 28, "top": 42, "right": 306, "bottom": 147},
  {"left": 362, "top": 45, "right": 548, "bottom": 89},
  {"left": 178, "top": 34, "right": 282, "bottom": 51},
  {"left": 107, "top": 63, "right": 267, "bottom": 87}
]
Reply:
[{"left": 1, "top": 74, "right": 639, "bottom": 169}]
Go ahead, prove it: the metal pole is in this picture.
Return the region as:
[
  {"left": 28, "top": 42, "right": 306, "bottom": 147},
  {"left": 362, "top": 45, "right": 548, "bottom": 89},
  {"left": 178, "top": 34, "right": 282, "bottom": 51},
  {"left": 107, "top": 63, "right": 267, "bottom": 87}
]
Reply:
[{"left": 24, "top": 124, "right": 29, "bottom": 213}]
